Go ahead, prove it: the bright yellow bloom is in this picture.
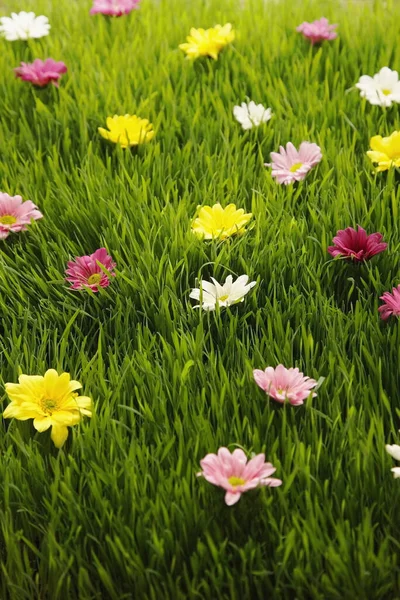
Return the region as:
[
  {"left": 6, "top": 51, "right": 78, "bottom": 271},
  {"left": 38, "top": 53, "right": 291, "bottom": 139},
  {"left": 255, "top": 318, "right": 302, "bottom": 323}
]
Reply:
[
  {"left": 3, "top": 369, "right": 92, "bottom": 448},
  {"left": 179, "top": 23, "right": 235, "bottom": 61},
  {"left": 192, "top": 203, "right": 252, "bottom": 240},
  {"left": 367, "top": 131, "right": 400, "bottom": 171},
  {"left": 98, "top": 114, "right": 155, "bottom": 148}
]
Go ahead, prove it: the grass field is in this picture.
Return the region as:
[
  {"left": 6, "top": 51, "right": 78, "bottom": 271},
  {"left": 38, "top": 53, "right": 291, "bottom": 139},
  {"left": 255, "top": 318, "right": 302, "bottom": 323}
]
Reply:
[{"left": 1, "top": 0, "right": 400, "bottom": 598}]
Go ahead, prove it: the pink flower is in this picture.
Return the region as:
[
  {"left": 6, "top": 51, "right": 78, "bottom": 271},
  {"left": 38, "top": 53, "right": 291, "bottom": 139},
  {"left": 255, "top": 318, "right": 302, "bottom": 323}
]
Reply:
[
  {"left": 328, "top": 226, "right": 387, "bottom": 262},
  {"left": 198, "top": 447, "right": 282, "bottom": 506},
  {"left": 253, "top": 364, "right": 318, "bottom": 406},
  {"left": 0, "top": 192, "right": 43, "bottom": 239},
  {"left": 65, "top": 248, "right": 116, "bottom": 292},
  {"left": 379, "top": 285, "right": 400, "bottom": 320},
  {"left": 90, "top": 0, "right": 140, "bottom": 16},
  {"left": 14, "top": 59, "right": 67, "bottom": 88},
  {"left": 265, "top": 142, "right": 322, "bottom": 185},
  {"left": 296, "top": 17, "right": 338, "bottom": 45}
]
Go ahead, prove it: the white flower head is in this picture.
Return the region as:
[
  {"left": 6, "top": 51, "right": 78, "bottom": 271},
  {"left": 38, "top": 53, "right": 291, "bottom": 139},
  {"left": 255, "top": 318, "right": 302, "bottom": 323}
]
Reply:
[
  {"left": 355, "top": 67, "right": 400, "bottom": 107},
  {"left": 189, "top": 274, "right": 257, "bottom": 311},
  {"left": 0, "top": 11, "right": 50, "bottom": 41},
  {"left": 233, "top": 101, "right": 272, "bottom": 130},
  {"left": 385, "top": 444, "right": 400, "bottom": 478}
]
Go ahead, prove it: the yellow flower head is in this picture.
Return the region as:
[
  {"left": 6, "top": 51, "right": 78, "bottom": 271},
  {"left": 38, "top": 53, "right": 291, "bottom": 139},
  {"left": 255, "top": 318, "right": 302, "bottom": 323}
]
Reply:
[
  {"left": 192, "top": 203, "right": 252, "bottom": 240},
  {"left": 3, "top": 369, "right": 92, "bottom": 448},
  {"left": 179, "top": 23, "right": 235, "bottom": 61},
  {"left": 98, "top": 114, "right": 155, "bottom": 148},
  {"left": 367, "top": 131, "right": 400, "bottom": 171}
]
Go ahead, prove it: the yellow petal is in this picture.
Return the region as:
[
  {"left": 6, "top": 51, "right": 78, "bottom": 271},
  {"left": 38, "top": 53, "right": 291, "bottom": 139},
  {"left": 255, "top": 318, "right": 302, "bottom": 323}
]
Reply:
[
  {"left": 51, "top": 425, "right": 69, "bottom": 449},
  {"left": 98, "top": 127, "right": 111, "bottom": 141},
  {"left": 33, "top": 417, "right": 52, "bottom": 432}
]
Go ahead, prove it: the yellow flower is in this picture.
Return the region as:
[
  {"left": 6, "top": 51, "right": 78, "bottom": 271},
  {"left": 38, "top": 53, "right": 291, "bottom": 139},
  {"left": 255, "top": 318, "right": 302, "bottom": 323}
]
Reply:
[
  {"left": 367, "top": 131, "right": 400, "bottom": 171},
  {"left": 98, "top": 114, "right": 155, "bottom": 148},
  {"left": 179, "top": 23, "right": 235, "bottom": 61},
  {"left": 192, "top": 203, "right": 252, "bottom": 240},
  {"left": 3, "top": 369, "right": 92, "bottom": 448}
]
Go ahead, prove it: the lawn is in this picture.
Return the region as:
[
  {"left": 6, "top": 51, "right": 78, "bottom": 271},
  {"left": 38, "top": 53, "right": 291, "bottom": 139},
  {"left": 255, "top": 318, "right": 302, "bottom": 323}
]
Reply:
[{"left": 1, "top": 0, "right": 400, "bottom": 598}]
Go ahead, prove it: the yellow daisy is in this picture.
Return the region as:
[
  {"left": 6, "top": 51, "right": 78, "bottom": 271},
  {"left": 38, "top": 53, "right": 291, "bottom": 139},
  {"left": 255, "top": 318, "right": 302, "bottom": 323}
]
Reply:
[
  {"left": 98, "top": 114, "right": 155, "bottom": 148},
  {"left": 192, "top": 203, "right": 252, "bottom": 240},
  {"left": 367, "top": 131, "right": 400, "bottom": 171},
  {"left": 179, "top": 23, "right": 235, "bottom": 61}
]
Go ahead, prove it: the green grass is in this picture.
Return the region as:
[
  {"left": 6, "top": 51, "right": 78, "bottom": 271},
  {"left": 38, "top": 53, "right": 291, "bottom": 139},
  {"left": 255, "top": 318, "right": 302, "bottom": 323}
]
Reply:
[{"left": 1, "top": 0, "right": 400, "bottom": 597}]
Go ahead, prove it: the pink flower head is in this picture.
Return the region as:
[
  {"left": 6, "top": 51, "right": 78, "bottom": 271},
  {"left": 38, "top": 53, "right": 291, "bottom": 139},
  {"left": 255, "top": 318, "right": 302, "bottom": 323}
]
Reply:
[
  {"left": 296, "top": 17, "right": 338, "bottom": 45},
  {"left": 328, "top": 226, "right": 387, "bottom": 262},
  {"left": 14, "top": 59, "right": 67, "bottom": 88},
  {"left": 198, "top": 447, "right": 282, "bottom": 506},
  {"left": 379, "top": 285, "right": 400, "bottom": 320},
  {"left": 0, "top": 192, "right": 43, "bottom": 239},
  {"left": 65, "top": 248, "right": 116, "bottom": 292},
  {"left": 265, "top": 142, "right": 322, "bottom": 185},
  {"left": 253, "top": 364, "right": 318, "bottom": 406},
  {"left": 90, "top": 0, "right": 140, "bottom": 16}
]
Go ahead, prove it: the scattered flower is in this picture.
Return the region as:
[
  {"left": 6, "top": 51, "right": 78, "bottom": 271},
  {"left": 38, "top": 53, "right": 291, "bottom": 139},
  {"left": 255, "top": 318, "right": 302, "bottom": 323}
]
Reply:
[
  {"left": 379, "top": 285, "right": 400, "bottom": 320},
  {"left": 192, "top": 203, "right": 252, "bottom": 240},
  {"left": 253, "top": 364, "right": 318, "bottom": 406},
  {"left": 356, "top": 67, "right": 400, "bottom": 107},
  {"left": 179, "top": 23, "right": 234, "bottom": 60},
  {"left": 65, "top": 248, "right": 116, "bottom": 292},
  {"left": 296, "top": 17, "right": 337, "bottom": 44},
  {"left": 367, "top": 132, "right": 400, "bottom": 172},
  {"left": 190, "top": 274, "right": 256, "bottom": 311},
  {"left": 198, "top": 447, "right": 282, "bottom": 506},
  {"left": 3, "top": 369, "right": 92, "bottom": 448},
  {"left": 265, "top": 142, "right": 322, "bottom": 185},
  {"left": 328, "top": 226, "right": 387, "bottom": 262},
  {"left": 385, "top": 444, "right": 400, "bottom": 478},
  {"left": 0, "top": 192, "right": 43, "bottom": 240},
  {"left": 0, "top": 11, "right": 50, "bottom": 41},
  {"left": 98, "top": 114, "right": 154, "bottom": 148},
  {"left": 233, "top": 101, "right": 273, "bottom": 130},
  {"left": 15, "top": 59, "right": 67, "bottom": 88},
  {"left": 90, "top": 0, "right": 141, "bottom": 17}
]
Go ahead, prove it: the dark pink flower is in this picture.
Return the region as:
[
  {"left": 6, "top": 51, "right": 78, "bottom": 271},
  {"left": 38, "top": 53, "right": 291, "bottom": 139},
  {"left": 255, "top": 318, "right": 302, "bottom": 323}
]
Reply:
[
  {"left": 379, "top": 285, "right": 400, "bottom": 320},
  {"left": 90, "top": 0, "right": 140, "bottom": 16},
  {"left": 296, "top": 17, "right": 338, "bottom": 45},
  {"left": 65, "top": 248, "right": 116, "bottom": 292},
  {"left": 328, "top": 226, "right": 387, "bottom": 262},
  {"left": 14, "top": 58, "right": 67, "bottom": 88},
  {"left": 0, "top": 192, "right": 43, "bottom": 239}
]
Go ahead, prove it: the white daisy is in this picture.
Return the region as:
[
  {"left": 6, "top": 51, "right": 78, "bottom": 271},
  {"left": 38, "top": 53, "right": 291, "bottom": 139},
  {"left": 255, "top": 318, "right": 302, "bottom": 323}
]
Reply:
[
  {"left": 233, "top": 101, "right": 272, "bottom": 130},
  {"left": 355, "top": 67, "right": 400, "bottom": 107},
  {"left": 0, "top": 11, "right": 50, "bottom": 41},
  {"left": 385, "top": 444, "right": 400, "bottom": 478},
  {"left": 189, "top": 274, "right": 257, "bottom": 311}
]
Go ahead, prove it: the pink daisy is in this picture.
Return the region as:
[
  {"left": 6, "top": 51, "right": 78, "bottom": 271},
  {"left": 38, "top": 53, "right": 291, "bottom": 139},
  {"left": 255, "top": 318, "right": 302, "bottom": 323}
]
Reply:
[
  {"left": 296, "top": 18, "right": 338, "bottom": 45},
  {"left": 265, "top": 142, "right": 322, "bottom": 185},
  {"left": 328, "top": 226, "right": 387, "bottom": 262},
  {"left": 198, "top": 447, "right": 282, "bottom": 506},
  {"left": 90, "top": 0, "right": 141, "bottom": 16},
  {"left": 0, "top": 192, "right": 43, "bottom": 239},
  {"left": 253, "top": 364, "right": 318, "bottom": 406},
  {"left": 379, "top": 285, "right": 400, "bottom": 320},
  {"left": 65, "top": 248, "right": 116, "bottom": 292},
  {"left": 14, "top": 59, "right": 67, "bottom": 88}
]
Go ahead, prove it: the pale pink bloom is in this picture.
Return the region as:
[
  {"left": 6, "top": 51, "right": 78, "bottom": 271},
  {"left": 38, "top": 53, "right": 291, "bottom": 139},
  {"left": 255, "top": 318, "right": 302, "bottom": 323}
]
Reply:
[
  {"left": 265, "top": 142, "right": 322, "bottom": 185},
  {"left": 328, "top": 226, "right": 387, "bottom": 262},
  {"left": 65, "top": 248, "right": 116, "bottom": 292},
  {"left": 379, "top": 285, "right": 400, "bottom": 320},
  {"left": 90, "top": 0, "right": 140, "bottom": 16},
  {"left": 0, "top": 192, "right": 43, "bottom": 239},
  {"left": 14, "top": 59, "right": 67, "bottom": 87},
  {"left": 253, "top": 364, "right": 318, "bottom": 406},
  {"left": 296, "top": 17, "right": 338, "bottom": 45},
  {"left": 198, "top": 447, "right": 282, "bottom": 506}
]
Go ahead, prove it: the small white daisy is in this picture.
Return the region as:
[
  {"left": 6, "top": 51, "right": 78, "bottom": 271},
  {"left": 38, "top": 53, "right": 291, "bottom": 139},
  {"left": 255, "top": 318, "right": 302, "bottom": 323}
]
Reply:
[
  {"left": 0, "top": 11, "right": 50, "bottom": 41},
  {"left": 190, "top": 274, "right": 257, "bottom": 311},
  {"left": 233, "top": 101, "right": 272, "bottom": 130},
  {"left": 355, "top": 67, "right": 400, "bottom": 107},
  {"left": 385, "top": 444, "right": 400, "bottom": 478}
]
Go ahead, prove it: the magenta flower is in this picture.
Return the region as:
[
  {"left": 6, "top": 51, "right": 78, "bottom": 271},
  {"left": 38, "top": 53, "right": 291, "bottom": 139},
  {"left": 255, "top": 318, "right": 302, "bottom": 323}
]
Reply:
[
  {"left": 65, "top": 248, "right": 116, "bottom": 292},
  {"left": 198, "top": 447, "right": 282, "bottom": 506},
  {"left": 0, "top": 192, "right": 43, "bottom": 239},
  {"left": 328, "top": 226, "right": 387, "bottom": 262},
  {"left": 265, "top": 142, "right": 322, "bottom": 185},
  {"left": 296, "top": 17, "right": 338, "bottom": 45},
  {"left": 253, "top": 364, "right": 318, "bottom": 406},
  {"left": 90, "top": 0, "right": 140, "bottom": 16},
  {"left": 14, "top": 59, "right": 67, "bottom": 88},
  {"left": 379, "top": 285, "right": 400, "bottom": 320}
]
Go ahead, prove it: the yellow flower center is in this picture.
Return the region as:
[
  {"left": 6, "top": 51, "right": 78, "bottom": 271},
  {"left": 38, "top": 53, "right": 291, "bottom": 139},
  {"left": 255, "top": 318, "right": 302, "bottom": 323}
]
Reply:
[
  {"left": 228, "top": 476, "right": 246, "bottom": 487},
  {"left": 289, "top": 162, "right": 303, "bottom": 173},
  {"left": 0, "top": 215, "right": 17, "bottom": 225},
  {"left": 42, "top": 398, "right": 58, "bottom": 414},
  {"left": 381, "top": 89, "right": 392, "bottom": 96},
  {"left": 219, "top": 294, "right": 229, "bottom": 302},
  {"left": 88, "top": 273, "right": 102, "bottom": 285}
]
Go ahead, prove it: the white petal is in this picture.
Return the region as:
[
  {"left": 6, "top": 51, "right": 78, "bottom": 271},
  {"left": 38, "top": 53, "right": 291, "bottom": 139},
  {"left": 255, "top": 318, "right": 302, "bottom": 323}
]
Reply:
[{"left": 386, "top": 444, "right": 400, "bottom": 461}]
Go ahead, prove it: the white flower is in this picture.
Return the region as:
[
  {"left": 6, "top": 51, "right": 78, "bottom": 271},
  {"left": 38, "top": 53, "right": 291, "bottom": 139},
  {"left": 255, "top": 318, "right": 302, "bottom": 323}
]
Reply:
[
  {"left": 189, "top": 274, "right": 257, "bottom": 311},
  {"left": 233, "top": 101, "right": 272, "bottom": 130},
  {"left": 355, "top": 67, "right": 400, "bottom": 107},
  {"left": 0, "top": 11, "right": 50, "bottom": 41},
  {"left": 385, "top": 444, "right": 400, "bottom": 477}
]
